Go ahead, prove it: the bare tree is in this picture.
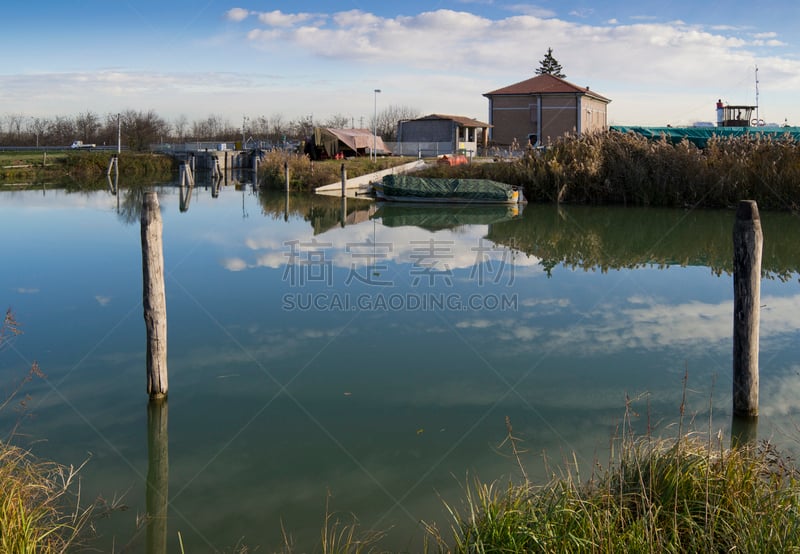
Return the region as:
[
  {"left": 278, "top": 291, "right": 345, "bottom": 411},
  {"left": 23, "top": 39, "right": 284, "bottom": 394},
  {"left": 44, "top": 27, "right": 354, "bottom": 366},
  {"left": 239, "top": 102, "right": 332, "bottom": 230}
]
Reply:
[
  {"left": 172, "top": 114, "right": 189, "bottom": 143},
  {"left": 323, "top": 113, "right": 351, "bottom": 129},
  {"left": 268, "top": 113, "right": 288, "bottom": 145},
  {"left": 191, "top": 114, "right": 233, "bottom": 140},
  {"left": 26, "top": 117, "right": 49, "bottom": 147},
  {"left": 121, "top": 109, "right": 169, "bottom": 151},
  {"left": 75, "top": 111, "right": 100, "bottom": 143},
  {"left": 372, "top": 104, "right": 421, "bottom": 141},
  {"left": 3, "top": 114, "right": 25, "bottom": 145},
  {"left": 48, "top": 116, "right": 77, "bottom": 146},
  {"left": 288, "top": 115, "right": 314, "bottom": 141}
]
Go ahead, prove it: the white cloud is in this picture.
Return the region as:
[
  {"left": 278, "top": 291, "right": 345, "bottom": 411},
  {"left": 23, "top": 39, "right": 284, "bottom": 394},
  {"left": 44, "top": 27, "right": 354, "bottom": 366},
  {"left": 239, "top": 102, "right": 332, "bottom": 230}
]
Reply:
[
  {"left": 256, "top": 10, "right": 318, "bottom": 28},
  {"left": 225, "top": 8, "right": 250, "bottom": 22},
  {"left": 222, "top": 257, "right": 248, "bottom": 271},
  {"left": 95, "top": 295, "right": 112, "bottom": 306}
]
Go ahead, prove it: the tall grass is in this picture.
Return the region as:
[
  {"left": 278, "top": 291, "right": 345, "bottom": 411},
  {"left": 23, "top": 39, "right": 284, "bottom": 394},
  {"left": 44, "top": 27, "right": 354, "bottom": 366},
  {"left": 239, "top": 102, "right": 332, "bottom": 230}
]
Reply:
[
  {"left": 428, "top": 130, "right": 800, "bottom": 209},
  {"left": 425, "top": 420, "right": 800, "bottom": 552},
  {"left": 276, "top": 492, "right": 387, "bottom": 554},
  {"left": 0, "top": 444, "right": 97, "bottom": 553}
]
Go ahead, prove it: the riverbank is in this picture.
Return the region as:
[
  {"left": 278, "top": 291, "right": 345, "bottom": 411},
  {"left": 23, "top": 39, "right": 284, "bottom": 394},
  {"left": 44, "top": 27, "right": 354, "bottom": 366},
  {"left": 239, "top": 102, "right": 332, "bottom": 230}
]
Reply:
[{"left": 0, "top": 150, "right": 175, "bottom": 185}]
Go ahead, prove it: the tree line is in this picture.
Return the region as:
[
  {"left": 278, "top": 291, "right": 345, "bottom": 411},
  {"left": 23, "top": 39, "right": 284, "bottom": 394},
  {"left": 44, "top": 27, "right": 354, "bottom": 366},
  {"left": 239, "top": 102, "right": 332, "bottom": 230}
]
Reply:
[{"left": 0, "top": 105, "right": 419, "bottom": 151}]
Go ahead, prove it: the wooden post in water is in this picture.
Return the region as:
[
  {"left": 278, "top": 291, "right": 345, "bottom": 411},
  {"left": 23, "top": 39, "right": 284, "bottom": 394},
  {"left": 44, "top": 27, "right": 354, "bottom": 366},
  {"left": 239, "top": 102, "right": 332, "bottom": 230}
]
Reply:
[
  {"left": 732, "top": 200, "right": 762, "bottom": 417},
  {"left": 141, "top": 192, "right": 168, "bottom": 398},
  {"left": 146, "top": 398, "right": 169, "bottom": 554},
  {"left": 284, "top": 161, "right": 290, "bottom": 192},
  {"left": 340, "top": 163, "right": 347, "bottom": 197}
]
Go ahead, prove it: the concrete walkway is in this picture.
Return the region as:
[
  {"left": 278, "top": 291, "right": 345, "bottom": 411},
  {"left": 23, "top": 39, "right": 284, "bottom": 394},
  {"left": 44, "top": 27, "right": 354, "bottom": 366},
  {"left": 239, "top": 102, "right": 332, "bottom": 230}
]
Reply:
[{"left": 314, "top": 159, "right": 428, "bottom": 193}]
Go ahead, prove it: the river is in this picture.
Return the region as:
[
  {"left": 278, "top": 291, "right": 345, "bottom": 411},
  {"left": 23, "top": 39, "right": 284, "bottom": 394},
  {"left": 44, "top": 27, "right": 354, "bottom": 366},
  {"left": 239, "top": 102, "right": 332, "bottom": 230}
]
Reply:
[{"left": 2, "top": 180, "right": 800, "bottom": 551}]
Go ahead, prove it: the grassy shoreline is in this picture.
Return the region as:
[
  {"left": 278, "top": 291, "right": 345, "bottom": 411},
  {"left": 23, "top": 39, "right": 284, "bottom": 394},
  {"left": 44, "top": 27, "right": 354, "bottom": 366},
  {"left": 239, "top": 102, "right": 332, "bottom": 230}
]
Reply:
[{"left": 0, "top": 150, "right": 175, "bottom": 185}]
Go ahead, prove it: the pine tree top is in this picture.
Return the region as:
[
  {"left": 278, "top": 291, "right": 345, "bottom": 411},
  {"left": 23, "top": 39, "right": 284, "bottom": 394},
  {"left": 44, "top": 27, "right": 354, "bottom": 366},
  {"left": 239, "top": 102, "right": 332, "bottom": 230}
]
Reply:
[{"left": 536, "top": 47, "right": 566, "bottom": 79}]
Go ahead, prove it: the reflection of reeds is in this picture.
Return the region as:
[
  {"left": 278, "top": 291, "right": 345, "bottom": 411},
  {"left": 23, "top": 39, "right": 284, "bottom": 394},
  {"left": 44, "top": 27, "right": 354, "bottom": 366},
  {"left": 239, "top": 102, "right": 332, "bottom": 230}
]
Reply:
[
  {"left": 427, "top": 131, "right": 800, "bottom": 209},
  {"left": 488, "top": 203, "right": 800, "bottom": 280}
]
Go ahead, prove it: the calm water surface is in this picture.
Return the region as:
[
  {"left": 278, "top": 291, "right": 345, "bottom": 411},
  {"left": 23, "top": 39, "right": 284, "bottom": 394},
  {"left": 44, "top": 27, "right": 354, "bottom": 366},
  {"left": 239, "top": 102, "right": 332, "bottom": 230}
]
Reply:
[{"left": 2, "top": 180, "right": 800, "bottom": 552}]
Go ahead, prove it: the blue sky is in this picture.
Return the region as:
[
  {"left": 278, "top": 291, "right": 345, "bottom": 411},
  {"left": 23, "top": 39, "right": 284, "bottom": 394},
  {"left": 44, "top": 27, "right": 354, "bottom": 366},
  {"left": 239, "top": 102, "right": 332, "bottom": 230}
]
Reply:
[{"left": 3, "top": 1, "right": 799, "bottom": 128}]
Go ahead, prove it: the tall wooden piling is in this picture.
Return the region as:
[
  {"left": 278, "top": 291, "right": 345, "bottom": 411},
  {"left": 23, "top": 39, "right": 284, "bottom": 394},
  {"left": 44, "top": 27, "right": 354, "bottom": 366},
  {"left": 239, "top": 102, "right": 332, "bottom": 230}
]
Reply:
[
  {"left": 732, "top": 200, "right": 762, "bottom": 417},
  {"left": 284, "top": 161, "right": 290, "bottom": 192},
  {"left": 341, "top": 163, "right": 347, "bottom": 197},
  {"left": 141, "top": 192, "right": 168, "bottom": 398}
]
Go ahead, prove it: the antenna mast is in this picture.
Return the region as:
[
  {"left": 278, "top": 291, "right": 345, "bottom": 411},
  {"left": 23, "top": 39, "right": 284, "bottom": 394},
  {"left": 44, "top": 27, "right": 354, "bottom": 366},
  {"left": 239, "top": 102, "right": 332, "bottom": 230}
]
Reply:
[{"left": 755, "top": 65, "right": 759, "bottom": 125}]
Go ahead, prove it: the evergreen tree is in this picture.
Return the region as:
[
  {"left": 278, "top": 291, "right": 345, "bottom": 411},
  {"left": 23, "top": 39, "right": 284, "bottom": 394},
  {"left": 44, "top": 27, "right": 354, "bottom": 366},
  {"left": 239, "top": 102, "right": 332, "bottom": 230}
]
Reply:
[{"left": 536, "top": 47, "right": 565, "bottom": 78}]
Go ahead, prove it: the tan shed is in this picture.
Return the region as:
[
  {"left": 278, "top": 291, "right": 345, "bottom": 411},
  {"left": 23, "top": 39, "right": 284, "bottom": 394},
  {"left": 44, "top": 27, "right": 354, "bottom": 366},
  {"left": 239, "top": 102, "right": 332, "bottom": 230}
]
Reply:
[{"left": 483, "top": 74, "right": 611, "bottom": 147}]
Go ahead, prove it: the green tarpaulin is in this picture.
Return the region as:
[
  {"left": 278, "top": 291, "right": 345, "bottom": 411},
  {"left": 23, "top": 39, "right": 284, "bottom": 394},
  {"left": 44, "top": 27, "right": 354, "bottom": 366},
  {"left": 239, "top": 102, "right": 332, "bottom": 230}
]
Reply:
[
  {"left": 381, "top": 174, "right": 515, "bottom": 201},
  {"left": 611, "top": 126, "right": 800, "bottom": 148}
]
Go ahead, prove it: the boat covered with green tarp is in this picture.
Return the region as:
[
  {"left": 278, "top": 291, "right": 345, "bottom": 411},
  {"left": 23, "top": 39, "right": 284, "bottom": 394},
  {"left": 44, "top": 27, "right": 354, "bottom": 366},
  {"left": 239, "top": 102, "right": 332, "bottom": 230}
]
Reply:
[
  {"left": 611, "top": 125, "right": 800, "bottom": 148},
  {"left": 373, "top": 174, "right": 525, "bottom": 205}
]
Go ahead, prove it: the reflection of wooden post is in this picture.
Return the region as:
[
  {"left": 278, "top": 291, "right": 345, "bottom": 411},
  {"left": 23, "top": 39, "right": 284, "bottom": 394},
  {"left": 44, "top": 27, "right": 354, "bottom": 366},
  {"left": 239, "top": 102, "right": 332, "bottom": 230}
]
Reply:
[
  {"left": 141, "top": 192, "right": 168, "bottom": 398},
  {"left": 731, "top": 414, "right": 758, "bottom": 448},
  {"left": 733, "top": 200, "right": 762, "bottom": 417},
  {"left": 340, "top": 195, "right": 347, "bottom": 228},
  {"left": 340, "top": 163, "right": 346, "bottom": 197},
  {"left": 284, "top": 190, "right": 289, "bottom": 222},
  {"left": 146, "top": 398, "right": 169, "bottom": 554}
]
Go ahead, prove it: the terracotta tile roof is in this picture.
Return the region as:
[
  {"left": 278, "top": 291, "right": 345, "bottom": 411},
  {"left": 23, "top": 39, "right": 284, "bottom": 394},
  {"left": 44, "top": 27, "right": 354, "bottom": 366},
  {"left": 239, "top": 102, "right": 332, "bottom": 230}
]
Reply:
[
  {"left": 484, "top": 74, "right": 610, "bottom": 102},
  {"left": 414, "top": 114, "right": 492, "bottom": 128}
]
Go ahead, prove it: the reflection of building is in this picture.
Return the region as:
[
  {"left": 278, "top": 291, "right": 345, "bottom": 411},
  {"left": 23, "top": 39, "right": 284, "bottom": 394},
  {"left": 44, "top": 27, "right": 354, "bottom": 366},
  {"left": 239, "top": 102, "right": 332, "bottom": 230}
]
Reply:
[
  {"left": 395, "top": 114, "right": 491, "bottom": 157},
  {"left": 306, "top": 128, "right": 387, "bottom": 159},
  {"left": 483, "top": 74, "right": 610, "bottom": 147}
]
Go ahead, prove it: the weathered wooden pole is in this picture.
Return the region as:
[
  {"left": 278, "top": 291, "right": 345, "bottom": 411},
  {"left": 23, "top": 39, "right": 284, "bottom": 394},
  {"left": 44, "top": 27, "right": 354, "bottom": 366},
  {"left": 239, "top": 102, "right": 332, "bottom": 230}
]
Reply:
[
  {"left": 340, "top": 163, "right": 347, "bottom": 197},
  {"left": 732, "top": 200, "right": 762, "bottom": 417},
  {"left": 284, "top": 160, "right": 290, "bottom": 192},
  {"left": 141, "top": 192, "right": 168, "bottom": 398},
  {"left": 146, "top": 398, "right": 169, "bottom": 554}
]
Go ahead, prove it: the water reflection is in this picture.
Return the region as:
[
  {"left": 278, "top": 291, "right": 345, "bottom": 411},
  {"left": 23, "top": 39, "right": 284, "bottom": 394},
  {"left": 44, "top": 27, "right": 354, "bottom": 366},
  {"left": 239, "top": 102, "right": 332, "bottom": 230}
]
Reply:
[
  {"left": 373, "top": 203, "right": 523, "bottom": 231},
  {"left": 488, "top": 204, "right": 800, "bottom": 279},
  {"left": 259, "top": 190, "right": 375, "bottom": 235},
  {"left": 146, "top": 399, "right": 169, "bottom": 554}
]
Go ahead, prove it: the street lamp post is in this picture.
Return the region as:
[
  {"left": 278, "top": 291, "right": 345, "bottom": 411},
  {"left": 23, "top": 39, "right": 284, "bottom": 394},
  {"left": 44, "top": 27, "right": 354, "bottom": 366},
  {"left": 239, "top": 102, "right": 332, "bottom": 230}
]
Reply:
[{"left": 373, "top": 89, "right": 381, "bottom": 161}]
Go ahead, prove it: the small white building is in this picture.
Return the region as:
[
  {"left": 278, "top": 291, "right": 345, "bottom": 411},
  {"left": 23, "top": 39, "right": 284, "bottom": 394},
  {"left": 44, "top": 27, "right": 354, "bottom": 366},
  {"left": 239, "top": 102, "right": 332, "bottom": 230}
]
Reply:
[{"left": 395, "top": 114, "right": 491, "bottom": 157}]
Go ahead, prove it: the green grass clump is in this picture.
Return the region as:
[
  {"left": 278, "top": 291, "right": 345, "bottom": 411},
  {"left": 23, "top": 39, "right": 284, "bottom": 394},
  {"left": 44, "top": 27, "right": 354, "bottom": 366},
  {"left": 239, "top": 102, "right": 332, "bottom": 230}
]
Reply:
[
  {"left": 426, "top": 433, "right": 800, "bottom": 553},
  {"left": 0, "top": 441, "right": 97, "bottom": 553}
]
